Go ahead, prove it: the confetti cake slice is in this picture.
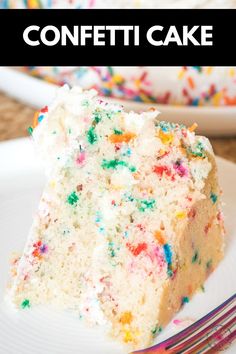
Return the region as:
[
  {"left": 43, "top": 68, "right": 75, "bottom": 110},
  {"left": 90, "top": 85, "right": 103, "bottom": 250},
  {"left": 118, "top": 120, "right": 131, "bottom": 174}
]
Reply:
[{"left": 9, "top": 86, "right": 225, "bottom": 350}]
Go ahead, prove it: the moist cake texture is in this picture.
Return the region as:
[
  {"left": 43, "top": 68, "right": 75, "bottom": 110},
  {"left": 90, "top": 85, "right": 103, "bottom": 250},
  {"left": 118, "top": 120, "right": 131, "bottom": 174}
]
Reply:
[{"left": 9, "top": 86, "right": 225, "bottom": 349}]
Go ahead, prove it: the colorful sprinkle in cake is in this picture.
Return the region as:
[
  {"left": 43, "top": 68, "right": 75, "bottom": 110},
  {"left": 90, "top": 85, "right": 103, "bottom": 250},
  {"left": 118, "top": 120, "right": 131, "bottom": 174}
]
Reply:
[{"left": 9, "top": 86, "right": 225, "bottom": 350}]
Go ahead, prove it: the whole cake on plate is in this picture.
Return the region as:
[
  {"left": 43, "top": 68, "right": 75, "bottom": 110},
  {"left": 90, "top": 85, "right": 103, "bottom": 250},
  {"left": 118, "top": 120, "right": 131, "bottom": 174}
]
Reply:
[
  {"left": 9, "top": 86, "right": 225, "bottom": 350},
  {"left": 21, "top": 66, "right": 236, "bottom": 106}
]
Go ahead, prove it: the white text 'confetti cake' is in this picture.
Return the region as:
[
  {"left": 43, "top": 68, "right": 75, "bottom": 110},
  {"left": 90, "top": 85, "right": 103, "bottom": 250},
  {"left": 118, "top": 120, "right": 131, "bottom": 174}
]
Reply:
[{"left": 9, "top": 86, "right": 225, "bottom": 350}]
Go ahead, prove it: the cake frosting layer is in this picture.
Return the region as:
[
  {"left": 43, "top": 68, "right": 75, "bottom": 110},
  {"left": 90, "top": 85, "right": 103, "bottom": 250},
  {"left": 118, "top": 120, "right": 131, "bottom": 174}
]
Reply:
[{"left": 9, "top": 86, "right": 225, "bottom": 349}]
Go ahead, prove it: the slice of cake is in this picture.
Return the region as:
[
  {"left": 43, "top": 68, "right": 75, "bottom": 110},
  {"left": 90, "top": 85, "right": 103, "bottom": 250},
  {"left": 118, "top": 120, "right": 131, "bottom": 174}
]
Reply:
[{"left": 9, "top": 86, "right": 225, "bottom": 350}]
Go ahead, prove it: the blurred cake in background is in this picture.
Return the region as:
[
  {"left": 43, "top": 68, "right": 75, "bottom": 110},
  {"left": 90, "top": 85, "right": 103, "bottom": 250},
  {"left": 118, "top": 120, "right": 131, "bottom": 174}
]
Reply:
[
  {"left": 3, "top": 1, "right": 236, "bottom": 107},
  {"left": 20, "top": 66, "right": 236, "bottom": 106},
  {"left": 1, "top": 0, "right": 236, "bottom": 9}
]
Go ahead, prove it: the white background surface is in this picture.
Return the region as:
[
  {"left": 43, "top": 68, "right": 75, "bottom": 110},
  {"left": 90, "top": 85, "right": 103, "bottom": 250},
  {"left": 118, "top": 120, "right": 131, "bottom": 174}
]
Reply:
[{"left": 0, "top": 138, "right": 235, "bottom": 354}]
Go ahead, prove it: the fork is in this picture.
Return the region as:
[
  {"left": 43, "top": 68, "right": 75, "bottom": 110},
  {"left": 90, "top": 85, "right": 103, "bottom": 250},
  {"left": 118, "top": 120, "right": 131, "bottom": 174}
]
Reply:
[{"left": 131, "top": 293, "right": 236, "bottom": 354}]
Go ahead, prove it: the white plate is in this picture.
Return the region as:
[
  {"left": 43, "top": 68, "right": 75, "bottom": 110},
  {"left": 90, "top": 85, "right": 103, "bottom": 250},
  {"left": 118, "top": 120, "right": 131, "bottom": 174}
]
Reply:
[
  {"left": 0, "top": 67, "right": 236, "bottom": 136},
  {"left": 0, "top": 138, "right": 236, "bottom": 354}
]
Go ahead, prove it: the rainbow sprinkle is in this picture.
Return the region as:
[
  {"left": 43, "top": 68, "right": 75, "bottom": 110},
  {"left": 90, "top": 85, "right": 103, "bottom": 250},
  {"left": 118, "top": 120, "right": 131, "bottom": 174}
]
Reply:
[
  {"left": 67, "top": 191, "right": 79, "bottom": 205},
  {"left": 21, "top": 299, "right": 30, "bottom": 309},
  {"left": 87, "top": 127, "right": 98, "bottom": 145},
  {"left": 210, "top": 193, "right": 218, "bottom": 204},
  {"left": 101, "top": 159, "right": 136, "bottom": 172},
  {"left": 181, "top": 296, "right": 190, "bottom": 305}
]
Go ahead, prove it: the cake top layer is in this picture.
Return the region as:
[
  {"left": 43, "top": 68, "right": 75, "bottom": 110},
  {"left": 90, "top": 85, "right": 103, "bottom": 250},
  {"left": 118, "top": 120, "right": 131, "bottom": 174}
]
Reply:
[
  {"left": 31, "top": 85, "right": 212, "bottom": 183},
  {"left": 29, "top": 85, "right": 213, "bottom": 246}
]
